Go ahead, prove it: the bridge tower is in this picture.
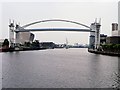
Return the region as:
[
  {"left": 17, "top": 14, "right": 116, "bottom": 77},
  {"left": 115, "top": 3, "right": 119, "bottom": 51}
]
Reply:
[
  {"left": 15, "top": 23, "right": 21, "bottom": 47},
  {"left": 9, "top": 20, "right": 15, "bottom": 48},
  {"left": 90, "top": 19, "right": 101, "bottom": 50}
]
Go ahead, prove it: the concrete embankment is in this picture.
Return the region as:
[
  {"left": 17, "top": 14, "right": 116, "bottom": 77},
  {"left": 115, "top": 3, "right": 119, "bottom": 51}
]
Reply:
[{"left": 88, "top": 49, "right": 120, "bottom": 57}]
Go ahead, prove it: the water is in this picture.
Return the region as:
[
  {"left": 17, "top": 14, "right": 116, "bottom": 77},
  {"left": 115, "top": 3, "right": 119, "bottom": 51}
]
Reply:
[
  {"left": 1, "top": 48, "right": 119, "bottom": 88},
  {"left": 0, "top": 53, "right": 2, "bottom": 89}
]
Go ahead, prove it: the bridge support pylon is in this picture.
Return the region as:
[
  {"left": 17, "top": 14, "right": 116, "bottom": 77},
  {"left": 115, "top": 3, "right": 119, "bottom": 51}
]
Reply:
[
  {"left": 9, "top": 20, "right": 21, "bottom": 48},
  {"left": 89, "top": 19, "right": 101, "bottom": 50},
  {"left": 15, "top": 24, "right": 22, "bottom": 48},
  {"left": 9, "top": 20, "right": 15, "bottom": 48}
]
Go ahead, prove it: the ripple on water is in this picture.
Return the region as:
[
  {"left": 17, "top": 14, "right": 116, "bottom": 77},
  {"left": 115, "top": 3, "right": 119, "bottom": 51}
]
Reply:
[{"left": 2, "top": 48, "right": 119, "bottom": 88}]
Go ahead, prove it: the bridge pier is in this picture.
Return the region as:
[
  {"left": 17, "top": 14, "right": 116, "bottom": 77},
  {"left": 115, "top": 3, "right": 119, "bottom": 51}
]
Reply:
[
  {"left": 89, "top": 19, "right": 101, "bottom": 50},
  {"left": 95, "top": 23, "right": 101, "bottom": 50},
  {"left": 15, "top": 32, "right": 20, "bottom": 47},
  {"left": 9, "top": 21, "right": 15, "bottom": 48},
  {"left": 9, "top": 21, "right": 21, "bottom": 48}
]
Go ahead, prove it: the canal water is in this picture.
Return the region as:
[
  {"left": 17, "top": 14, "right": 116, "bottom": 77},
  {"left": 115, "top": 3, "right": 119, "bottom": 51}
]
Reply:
[{"left": 1, "top": 48, "right": 119, "bottom": 88}]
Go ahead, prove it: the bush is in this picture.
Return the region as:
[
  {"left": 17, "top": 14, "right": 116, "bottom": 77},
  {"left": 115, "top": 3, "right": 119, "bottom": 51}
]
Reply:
[
  {"left": 102, "top": 44, "right": 120, "bottom": 53},
  {"left": 2, "top": 39, "right": 9, "bottom": 47}
]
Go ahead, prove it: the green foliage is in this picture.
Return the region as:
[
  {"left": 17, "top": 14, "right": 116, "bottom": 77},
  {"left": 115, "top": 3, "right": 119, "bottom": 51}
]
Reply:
[
  {"left": 102, "top": 44, "right": 120, "bottom": 52},
  {"left": 24, "top": 42, "right": 31, "bottom": 47},
  {"left": 23, "top": 40, "right": 40, "bottom": 49},
  {"left": 32, "top": 40, "right": 40, "bottom": 48}
]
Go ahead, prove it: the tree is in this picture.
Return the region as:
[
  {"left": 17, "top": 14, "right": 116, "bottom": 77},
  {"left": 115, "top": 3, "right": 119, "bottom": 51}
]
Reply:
[
  {"left": 24, "top": 42, "right": 31, "bottom": 47},
  {"left": 34, "top": 40, "right": 39, "bottom": 47},
  {"left": 2, "top": 39, "right": 9, "bottom": 47},
  {"left": 31, "top": 40, "right": 40, "bottom": 49},
  {"left": 113, "top": 44, "right": 120, "bottom": 52}
]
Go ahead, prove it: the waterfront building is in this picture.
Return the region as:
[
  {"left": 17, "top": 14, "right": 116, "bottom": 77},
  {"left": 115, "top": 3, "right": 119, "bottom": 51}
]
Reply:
[
  {"left": 112, "top": 23, "right": 119, "bottom": 36},
  {"left": 89, "top": 34, "right": 107, "bottom": 48},
  {"left": 89, "top": 35, "right": 95, "bottom": 49},
  {"left": 29, "top": 33, "right": 35, "bottom": 42},
  {"left": 40, "top": 42, "right": 55, "bottom": 49},
  {"left": 19, "top": 32, "right": 30, "bottom": 44},
  {"left": 106, "top": 23, "right": 120, "bottom": 44},
  {"left": 106, "top": 36, "right": 120, "bottom": 44},
  {"left": 118, "top": 1, "right": 120, "bottom": 32},
  {"left": 100, "top": 34, "right": 107, "bottom": 44},
  {"left": 19, "top": 32, "right": 34, "bottom": 45},
  {"left": 89, "top": 22, "right": 96, "bottom": 49},
  {"left": 89, "top": 20, "right": 101, "bottom": 49}
]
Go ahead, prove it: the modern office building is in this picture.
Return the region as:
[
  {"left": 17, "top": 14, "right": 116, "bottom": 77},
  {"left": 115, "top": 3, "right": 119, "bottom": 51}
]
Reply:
[
  {"left": 19, "top": 32, "right": 34, "bottom": 45},
  {"left": 112, "top": 23, "right": 119, "bottom": 36},
  {"left": 19, "top": 32, "right": 30, "bottom": 44}
]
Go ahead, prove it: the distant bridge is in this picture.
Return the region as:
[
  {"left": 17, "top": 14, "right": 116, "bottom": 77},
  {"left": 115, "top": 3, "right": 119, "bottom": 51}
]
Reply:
[
  {"left": 15, "top": 19, "right": 94, "bottom": 32},
  {"left": 9, "top": 19, "right": 101, "bottom": 50},
  {"left": 22, "top": 19, "right": 92, "bottom": 29},
  {"left": 15, "top": 28, "right": 95, "bottom": 32}
]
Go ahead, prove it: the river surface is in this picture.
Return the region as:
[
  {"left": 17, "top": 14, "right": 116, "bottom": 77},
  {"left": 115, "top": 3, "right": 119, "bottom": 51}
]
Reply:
[{"left": 1, "top": 48, "right": 119, "bottom": 88}]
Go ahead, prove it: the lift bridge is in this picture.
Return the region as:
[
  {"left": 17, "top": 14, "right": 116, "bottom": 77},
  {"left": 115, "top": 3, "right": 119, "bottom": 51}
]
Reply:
[{"left": 9, "top": 19, "right": 101, "bottom": 50}]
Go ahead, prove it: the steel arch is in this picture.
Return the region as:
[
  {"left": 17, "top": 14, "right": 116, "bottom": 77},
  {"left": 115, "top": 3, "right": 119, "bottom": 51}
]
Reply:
[{"left": 22, "top": 19, "right": 92, "bottom": 30}]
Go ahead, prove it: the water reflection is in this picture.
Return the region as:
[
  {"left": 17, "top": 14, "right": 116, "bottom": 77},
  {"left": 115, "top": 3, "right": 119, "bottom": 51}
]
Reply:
[
  {"left": 0, "top": 53, "right": 2, "bottom": 89},
  {"left": 2, "top": 48, "right": 118, "bottom": 88}
]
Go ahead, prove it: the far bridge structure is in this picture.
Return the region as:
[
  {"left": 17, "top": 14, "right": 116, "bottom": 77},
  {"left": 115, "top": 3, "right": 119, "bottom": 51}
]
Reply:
[{"left": 9, "top": 19, "right": 101, "bottom": 50}]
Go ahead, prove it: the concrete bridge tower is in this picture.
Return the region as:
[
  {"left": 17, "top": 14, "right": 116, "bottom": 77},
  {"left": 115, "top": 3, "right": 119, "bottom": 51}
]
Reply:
[
  {"left": 15, "top": 23, "right": 21, "bottom": 47},
  {"left": 9, "top": 20, "right": 21, "bottom": 47},
  {"left": 89, "top": 19, "right": 101, "bottom": 50},
  {"left": 9, "top": 20, "right": 15, "bottom": 48}
]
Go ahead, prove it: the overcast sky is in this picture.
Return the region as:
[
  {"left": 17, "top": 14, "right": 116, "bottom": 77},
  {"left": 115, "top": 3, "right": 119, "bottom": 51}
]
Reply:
[{"left": 0, "top": 0, "right": 119, "bottom": 44}]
